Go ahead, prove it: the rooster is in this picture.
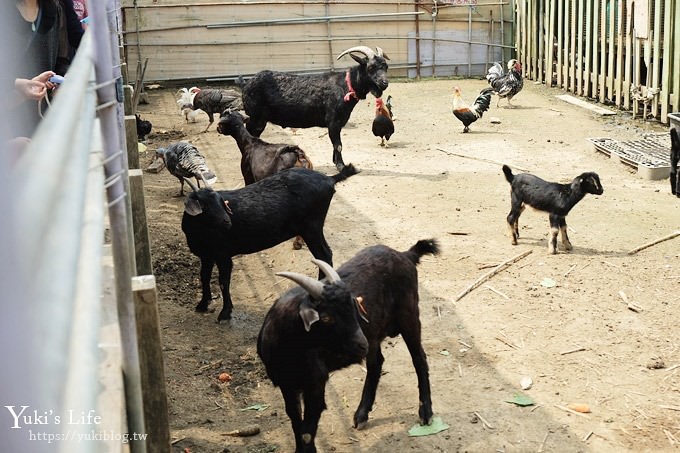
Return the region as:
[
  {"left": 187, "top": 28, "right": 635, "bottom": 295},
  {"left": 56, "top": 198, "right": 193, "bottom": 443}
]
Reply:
[
  {"left": 486, "top": 59, "right": 524, "bottom": 108},
  {"left": 372, "top": 96, "right": 394, "bottom": 147},
  {"left": 176, "top": 88, "right": 204, "bottom": 123},
  {"left": 189, "top": 87, "right": 243, "bottom": 132},
  {"left": 135, "top": 114, "right": 152, "bottom": 141},
  {"left": 452, "top": 87, "right": 493, "bottom": 133},
  {"left": 156, "top": 141, "right": 217, "bottom": 196}
]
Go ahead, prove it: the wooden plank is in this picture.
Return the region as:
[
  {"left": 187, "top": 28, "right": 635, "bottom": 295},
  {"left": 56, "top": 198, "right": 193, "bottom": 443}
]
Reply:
[
  {"left": 133, "top": 275, "right": 171, "bottom": 453},
  {"left": 649, "top": 0, "right": 662, "bottom": 119},
  {"left": 584, "top": 0, "right": 593, "bottom": 96},
  {"left": 660, "top": 0, "right": 673, "bottom": 120},
  {"left": 125, "top": 115, "right": 140, "bottom": 170},
  {"left": 591, "top": 0, "right": 600, "bottom": 99},
  {"left": 129, "top": 169, "right": 152, "bottom": 276},
  {"left": 555, "top": 94, "right": 617, "bottom": 114},
  {"left": 557, "top": 0, "right": 564, "bottom": 86},
  {"left": 615, "top": 0, "right": 624, "bottom": 108},
  {"left": 548, "top": 0, "right": 556, "bottom": 86},
  {"left": 623, "top": 0, "right": 633, "bottom": 109},
  {"left": 607, "top": 0, "right": 616, "bottom": 103},
  {"left": 569, "top": 0, "right": 577, "bottom": 92},
  {"left": 599, "top": 0, "right": 607, "bottom": 103},
  {"left": 576, "top": 0, "right": 584, "bottom": 95},
  {"left": 673, "top": 0, "right": 680, "bottom": 113},
  {"left": 538, "top": 0, "right": 544, "bottom": 84}
]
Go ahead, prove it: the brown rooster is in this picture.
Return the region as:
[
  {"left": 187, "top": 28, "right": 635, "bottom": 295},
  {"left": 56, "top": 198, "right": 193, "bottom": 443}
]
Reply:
[
  {"left": 189, "top": 87, "right": 243, "bottom": 132},
  {"left": 452, "top": 87, "right": 493, "bottom": 133},
  {"left": 372, "top": 96, "right": 394, "bottom": 147}
]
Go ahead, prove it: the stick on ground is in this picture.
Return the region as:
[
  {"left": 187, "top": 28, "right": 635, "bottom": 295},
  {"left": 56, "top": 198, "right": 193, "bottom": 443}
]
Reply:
[
  {"left": 628, "top": 230, "right": 680, "bottom": 255},
  {"left": 455, "top": 250, "right": 532, "bottom": 302},
  {"left": 436, "top": 148, "right": 530, "bottom": 172}
]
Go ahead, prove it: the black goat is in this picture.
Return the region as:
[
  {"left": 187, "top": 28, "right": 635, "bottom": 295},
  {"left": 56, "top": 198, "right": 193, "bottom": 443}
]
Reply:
[
  {"left": 670, "top": 128, "right": 680, "bottom": 197},
  {"left": 216, "top": 109, "right": 313, "bottom": 185},
  {"left": 181, "top": 165, "right": 358, "bottom": 322},
  {"left": 258, "top": 259, "right": 369, "bottom": 453},
  {"left": 258, "top": 240, "right": 439, "bottom": 452},
  {"left": 503, "top": 165, "right": 604, "bottom": 254},
  {"left": 242, "top": 46, "right": 389, "bottom": 170}
]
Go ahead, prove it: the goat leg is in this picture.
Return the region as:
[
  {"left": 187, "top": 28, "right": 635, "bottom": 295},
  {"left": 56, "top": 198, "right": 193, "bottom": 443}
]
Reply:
[
  {"left": 195, "top": 256, "right": 216, "bottom": 312},
  {"left": 298, "top": 382, "right": 327, "bottom": 453},
  {"left": 329, "top": 127, "right": 345, "bottom": 170},
  {"left": 302, "top": 231, "right": 333, "bottom": 279},
  {"left": 671, "top": 171, "right": 677, "bottom": 196},
  {"left": 402, "top": 318, "right": 434, "bottom": 426},
  {"left": 215, "top": 257, "right": 234, "bottom": 322},
  {"left": 558, "top": 217, "right": 573, "bottom": 251},
  {"left": 548, "top": 215, "right": 561, "bottom": 254},
  {"left": 281, "top": 389, "right": 306, "bottom": 453},
  {"left": 354, "top": 346, "right": 385, "bottom": 429}
]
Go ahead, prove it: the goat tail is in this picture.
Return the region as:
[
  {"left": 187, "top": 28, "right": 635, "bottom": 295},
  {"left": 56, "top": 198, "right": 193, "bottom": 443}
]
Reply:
[
  {"left": 502, "top": 164, "right": 514, "bottom": 183},
  {"left": 331, "top": 163, "right": 359, "bottom": 185},
  {"left": 404, "top": 239, "right": 440, "bottom": 265}
]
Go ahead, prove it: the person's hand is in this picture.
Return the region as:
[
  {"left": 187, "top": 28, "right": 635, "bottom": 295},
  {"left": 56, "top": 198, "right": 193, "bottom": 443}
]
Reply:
[
  {"left": 15, "top": 78, "right": 48, "bottom": 101},
  {"left": 33, "top": 71, "right": 58, "bottom": 91}
]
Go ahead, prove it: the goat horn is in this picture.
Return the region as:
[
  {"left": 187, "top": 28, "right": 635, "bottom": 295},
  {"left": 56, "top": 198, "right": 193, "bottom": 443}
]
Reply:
[
  {"left": 336, "top": 46, "right": 376, "bottom": 61},
  {"left": 276, "top": 272, "right": 325, "bottom": 300},
  {"left": 375, "top": 47, "right": 390, "bottom": 60},
  {"left": 183, "top": 177, "right": 199, "bottom": 193},
  {"left": 311, "top": 259, "right": 341, "bottom": 283}
]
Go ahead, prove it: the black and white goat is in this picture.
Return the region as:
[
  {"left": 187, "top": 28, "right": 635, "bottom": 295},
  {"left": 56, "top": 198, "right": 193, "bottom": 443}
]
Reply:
[
  {"left": 258, "top": 239, "right": 439, "bottom": 452},
  {"left": 241, "top": 46, "right": 389, "bottom": 170},
  {"left": 670, "top": 128, "right": 680, "bottom": 197},
  {"left": 181, "top": 165, "right": 358, "bottom": 322},
  {"left": 502, "top": 165, "right": 604, "bottom": 254},
  {"left": 216, "top": 109, "right": 313, "bottom": 186}
]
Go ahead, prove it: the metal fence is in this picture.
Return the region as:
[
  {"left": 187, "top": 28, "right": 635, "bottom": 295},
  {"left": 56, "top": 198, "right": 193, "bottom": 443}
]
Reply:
[{"left": 1, "top": 1, "right": 147, "bottom": 451}]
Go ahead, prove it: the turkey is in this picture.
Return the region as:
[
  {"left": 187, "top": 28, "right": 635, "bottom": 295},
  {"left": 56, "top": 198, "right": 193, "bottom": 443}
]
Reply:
[
  {"left": 190, "top": 87, "right": 243, "bottom": 132},
  {"left": 486, "top": 59, "right": 524, "bottom": 108},
  {"left": 156, "top": 141, "right": 217, "bottom": 196}
]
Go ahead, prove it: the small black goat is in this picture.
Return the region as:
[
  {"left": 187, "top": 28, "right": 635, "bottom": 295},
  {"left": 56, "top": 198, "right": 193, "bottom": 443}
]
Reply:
[
  {"left": 258, "top": 259, "right": 369, "bottom": 453},
  {"left": 258, "top": 239, "right": 439, "bottom": 452},
  {"left": 670, "top": 128, "right": 680, "bottom": 197},
  {"left": 181, "top": 165, "right": 358, "bottom": 322},
  {"left": 242, "top": 46, "right": 389, "bottom": 170},
  {"left": 503, "top": 165, "right": 604, "bottom": 254},
  {"left": 217, "top": 109, "right": 313, "bottom": 185}
]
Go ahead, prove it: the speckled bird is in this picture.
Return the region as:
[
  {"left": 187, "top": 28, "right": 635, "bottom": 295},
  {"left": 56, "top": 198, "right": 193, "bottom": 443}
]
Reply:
[{"left": 156, "top": 141, "right": 217, "bottom": 196}]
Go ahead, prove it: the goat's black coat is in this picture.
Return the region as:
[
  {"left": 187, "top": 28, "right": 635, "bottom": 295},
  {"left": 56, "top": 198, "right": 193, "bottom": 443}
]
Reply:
[
  {"left": 217, "top": 109, "right": 312, "bottom": 185},
  {"left": 241, "top": 51, "right": 389, "bottom": 169},
  {"left": 258, "top": 277, "right": 368, "bottom": 453},
  {"left": 670, "top": 128, "right": 680, "bottom": 197},
  {"left": 258, "top": 239, "right": 439, "bottom": 452},
  {"left": 502, "top": 165, "right": 603, "bottom": 254},
  {"left": 181, "top": 166, "right": 358, "bottom": 322}
]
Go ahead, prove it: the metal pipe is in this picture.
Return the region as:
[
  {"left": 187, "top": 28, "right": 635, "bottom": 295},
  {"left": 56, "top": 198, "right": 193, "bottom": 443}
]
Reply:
[
  {"left": 414, "top": 1, "right": 421, "bottom": 79},
  {"left": 91, "top": 1, "right": 147, "bottom": 451},
  {"left": 468, "top": 6, "right": 473, "bottom": 77},
  {"left": 207, "top": 11, "right": 425, "bottom": 29}
]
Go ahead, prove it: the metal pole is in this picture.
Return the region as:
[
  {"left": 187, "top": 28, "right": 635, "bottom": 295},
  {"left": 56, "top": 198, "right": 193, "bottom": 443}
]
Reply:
[
  {"left": 91, "top": 1, "right": 147, "bottom": 451},
  {"left": 415, "top": 1, "right": 421, "bottom": 79}
]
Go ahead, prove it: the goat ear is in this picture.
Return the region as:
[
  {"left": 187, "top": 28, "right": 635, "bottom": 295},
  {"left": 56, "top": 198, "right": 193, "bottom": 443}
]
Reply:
[
  {"left": 184, "top": 197, "right": 203, "bottom": 216},
  {"left": 350, "top": 52, "right": 369, "bottom": 65},
  {"left": 299, "top": 300, "right": 320, "bottom": 332}
]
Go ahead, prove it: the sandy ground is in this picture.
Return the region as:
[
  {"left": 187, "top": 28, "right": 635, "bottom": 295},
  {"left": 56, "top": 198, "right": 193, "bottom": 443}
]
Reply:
[{"left": 138, "top": 78, "right": 680, "bottom": 453}]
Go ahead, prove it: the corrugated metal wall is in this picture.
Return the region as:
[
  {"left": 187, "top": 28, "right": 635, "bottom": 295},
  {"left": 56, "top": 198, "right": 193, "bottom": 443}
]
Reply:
[
  {"left": 121, "top": 0, "right": 515, "bottom": 82},
  {"left": 516, "top": 0, "right": 680, "bottom": 123}
]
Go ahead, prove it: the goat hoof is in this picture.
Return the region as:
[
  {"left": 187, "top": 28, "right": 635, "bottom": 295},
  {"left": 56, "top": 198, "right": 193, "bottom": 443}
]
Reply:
[
  {"left": 195, "top": 302, "right": 210, "bottom": 312},
  {"left": 217, "top": 310, "right": 232, "bottom": 323}
]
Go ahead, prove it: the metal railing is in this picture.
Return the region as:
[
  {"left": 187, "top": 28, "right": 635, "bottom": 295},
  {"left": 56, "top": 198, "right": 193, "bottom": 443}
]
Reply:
[{"left": 1, "top": 1, "right": 147, "bottom": 451}]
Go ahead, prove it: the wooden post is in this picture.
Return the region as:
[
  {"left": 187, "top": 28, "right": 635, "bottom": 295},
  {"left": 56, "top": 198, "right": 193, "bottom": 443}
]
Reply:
[
  {"left": 132, "top": 275, "right": 171, "bottom": 453},
  {"left": 129, "top": 169, "right": 152, "bottom": 276},
  {"left": 125, "top": 115, "right": 140, "bottom": 170},
  {"left": 124, "top": 84, "right": 134, "bottom": 116}
]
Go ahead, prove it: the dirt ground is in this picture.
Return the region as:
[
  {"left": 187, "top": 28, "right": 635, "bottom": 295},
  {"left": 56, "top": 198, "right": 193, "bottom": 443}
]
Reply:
[{"left": 137, "top": 78, "right": 680, "bottom": 453}]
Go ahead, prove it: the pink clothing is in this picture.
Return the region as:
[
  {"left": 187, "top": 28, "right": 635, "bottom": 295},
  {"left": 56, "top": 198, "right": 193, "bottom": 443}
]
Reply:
[{"left": 72, "top": 0, "right": 87, "bottom": 20}]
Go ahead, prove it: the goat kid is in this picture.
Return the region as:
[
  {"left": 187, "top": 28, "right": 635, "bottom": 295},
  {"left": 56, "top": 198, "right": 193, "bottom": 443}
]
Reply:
[
  {"left": 670, "top": 128, "right": 680, "bottom": 197},
  {"left": 217, "top": 109, "right": 313, "bottom": 186},
  {"left": 259, "top": 239, "right": 439, "bottom": 453},
  {"left": 258, "top": 259, "right": 369, "bottom": 453},
  {"left": 242, "top": 46, "right": 389, "bottom": 170},
  {"left": 181, "top": 166, "right": 358, "bottom": 322},
  {"left": 502, "top": 165, "right": 603, "bottom": 254}
]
